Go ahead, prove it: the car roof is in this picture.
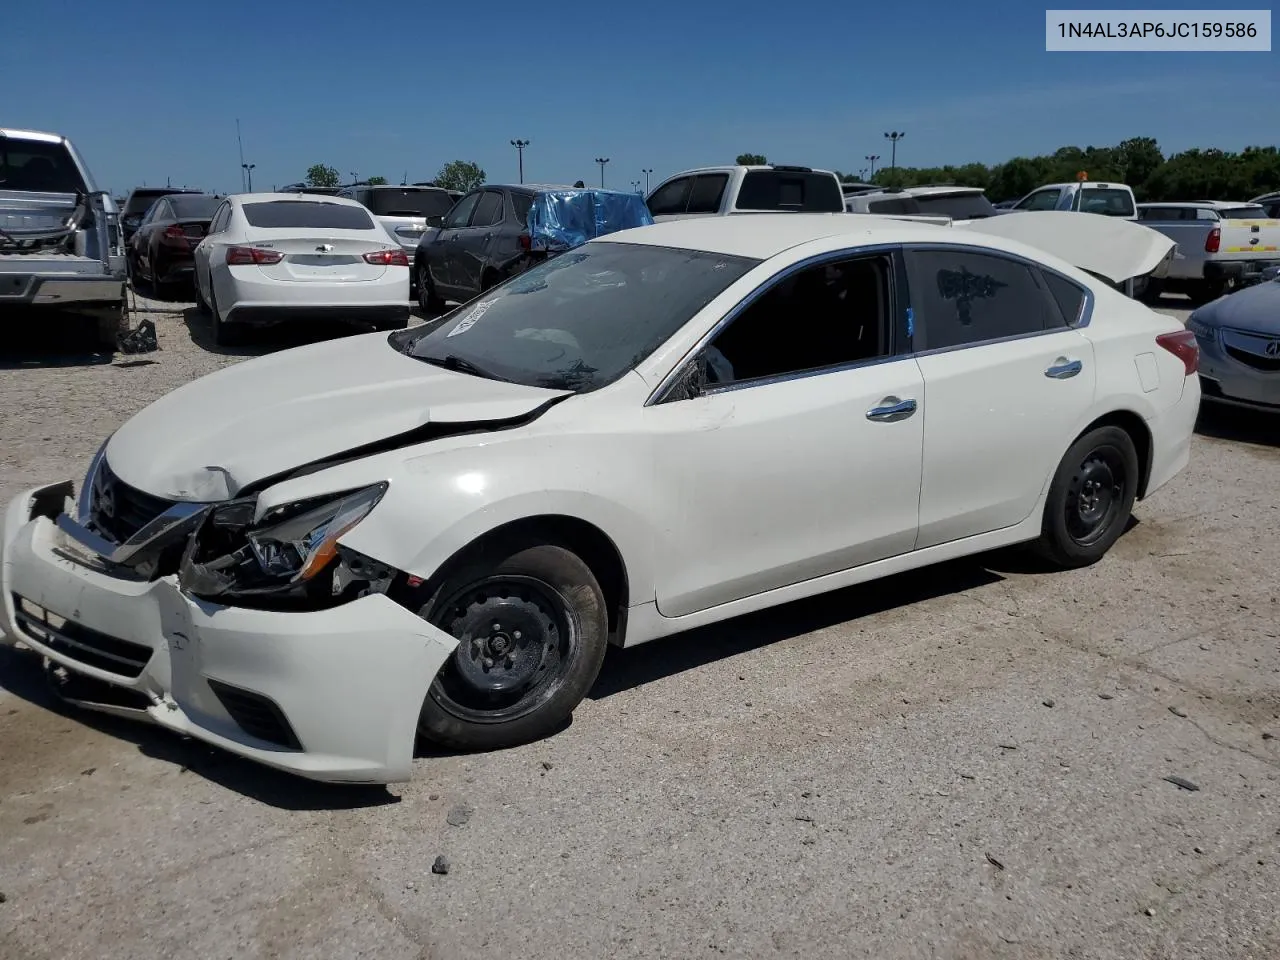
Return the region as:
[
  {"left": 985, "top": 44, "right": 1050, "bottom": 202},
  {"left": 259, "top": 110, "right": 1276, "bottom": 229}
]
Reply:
[
  {"left": 600, "top": 212, "right": 998, "bottom": 260},
  {"left": 904, "top": 185, "right": 985, "bottom": 197},
  {"left": 129, "top": 186, "right": 202, "bottom": 196},
  {"left": 0, "top": 127, "right": 65, "bottom": 143},
  {"left": 661, "top": 165, "right": 837, "bottom": 178},
  {"left": 1138, "top": 200, "right": 1262, "bottom": 209}
]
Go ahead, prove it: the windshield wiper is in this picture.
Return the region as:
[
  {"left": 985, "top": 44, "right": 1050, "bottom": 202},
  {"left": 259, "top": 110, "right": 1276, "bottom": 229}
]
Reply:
[{"left": 416, "top": 353, "right": 510, "bottom": 382}]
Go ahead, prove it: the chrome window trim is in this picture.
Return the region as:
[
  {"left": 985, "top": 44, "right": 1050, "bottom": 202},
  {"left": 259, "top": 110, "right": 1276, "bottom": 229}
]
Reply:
[
  {"left": 645, "top": 243, "right": 905, "bottom": 406},
  {"left": 900, "top": 242, "right": 1096, "bottom": 360},
  {"left": 645, "top": 240, "right": 1097, "bottom": 406}
]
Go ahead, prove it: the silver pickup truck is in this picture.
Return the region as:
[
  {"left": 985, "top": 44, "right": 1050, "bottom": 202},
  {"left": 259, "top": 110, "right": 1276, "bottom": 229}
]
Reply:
[
  {"left": 1136, "top": 201, "right": 1280, "bottom": 304},
  {"left": 1, "top": 127, "right": 128, "bottom": 346}
]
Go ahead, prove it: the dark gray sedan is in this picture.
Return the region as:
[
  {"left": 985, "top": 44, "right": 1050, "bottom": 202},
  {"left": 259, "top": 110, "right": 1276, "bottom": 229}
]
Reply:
[{"left": 1188, "top": 277, "right": 1280, "bottom": 410}]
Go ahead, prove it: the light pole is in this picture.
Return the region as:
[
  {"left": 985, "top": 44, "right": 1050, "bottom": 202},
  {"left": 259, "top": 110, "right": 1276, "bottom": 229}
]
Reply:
[
  {"left": 642, "top": 168, "right": 653, "bottom": 192},
  {"left": 241, "top": 163, "right": 255, "bottom": 191},
  {"left": 883, "top": 131, "right": 905, "bottom": 172},
  {"left": 594, "top": 157, "right": 610, "bottom": 188},
  {"left": 349, "top": 171, "right": 358, "bottom": 186},
  {"left": 864, "top": 154, "right": 880, "bottom": 179},
  {"left": 510, "top": 139, "right": 530, "bottom": 184}
]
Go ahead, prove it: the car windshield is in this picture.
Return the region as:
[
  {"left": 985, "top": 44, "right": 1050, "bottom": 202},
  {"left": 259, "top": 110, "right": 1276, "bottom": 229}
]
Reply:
[
  {"left": 0, "top": 139, "right": 87, "bottom": 194},
  {"left": 395, "top": 241, "right": 758, "bottom": 392},
  {"left": 913, "top": 192, "right": 997, "bottom": 219},
  {"left": 367, "top": 188, "right": 455, "bottom": 218},
  {"left": 242, "top": 201, "right": 375, "bottom": 229},
  {"left": 168, "top": 195, "right": 221, "bottom": 218}
]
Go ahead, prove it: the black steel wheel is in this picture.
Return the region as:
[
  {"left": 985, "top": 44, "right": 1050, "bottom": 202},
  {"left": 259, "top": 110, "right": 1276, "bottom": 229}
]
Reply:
[
  {"left": 416, "top": 542, "right": 608, "bottom": 751},
  {"left": 1034, "top": 425, "right": 1139, "bottom": 568}
]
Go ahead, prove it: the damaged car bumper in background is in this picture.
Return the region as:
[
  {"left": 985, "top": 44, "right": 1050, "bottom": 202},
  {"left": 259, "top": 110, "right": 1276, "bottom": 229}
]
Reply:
[{"left": 0, "top": 481, "right": 457, "bottom": 783}]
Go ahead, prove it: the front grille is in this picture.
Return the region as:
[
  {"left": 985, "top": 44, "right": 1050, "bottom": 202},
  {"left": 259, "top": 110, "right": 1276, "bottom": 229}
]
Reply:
[
  {"left": 13, "top": 595, "right": 152, "bottom": 678},
  {"left": 207, "top": 679, "right": 302, "bottom": 750},
  {"left": 90, "top": 460, "right": 176, "bottom": 544},
  {"left": 1224, "top": 344, "right": 1280, "bottom": 373}
]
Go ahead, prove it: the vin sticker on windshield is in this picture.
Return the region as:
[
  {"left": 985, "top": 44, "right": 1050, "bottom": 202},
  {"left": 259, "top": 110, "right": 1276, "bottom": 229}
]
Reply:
[{"left": 446, "top": 299, "right": 494, "bottom": 338}]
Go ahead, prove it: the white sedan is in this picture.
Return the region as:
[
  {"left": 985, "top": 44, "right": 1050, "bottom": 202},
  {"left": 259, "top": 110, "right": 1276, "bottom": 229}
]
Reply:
[
  {"left": 1, "top": 214, "right": 1200, "bottom": 783},
  {"left": 192, "top": 192, "right": 410, "bottom": 345}
]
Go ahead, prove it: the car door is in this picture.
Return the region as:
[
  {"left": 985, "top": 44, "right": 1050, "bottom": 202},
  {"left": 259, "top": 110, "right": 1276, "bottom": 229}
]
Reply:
[
  {"left": 904, "top": 244, "right": 1097, "bottom": 549},
  {"left": 196, "top": 201, "right": 232, "bottom": 303},
  {"left": 647, "top": 249, "right": 925, "bottom": 618},
  {"left": 453, "top": 189, "right": 505, "bottom": 295},
  {"left": 430, "top": 190, "right": 481, "bottom": 292}
]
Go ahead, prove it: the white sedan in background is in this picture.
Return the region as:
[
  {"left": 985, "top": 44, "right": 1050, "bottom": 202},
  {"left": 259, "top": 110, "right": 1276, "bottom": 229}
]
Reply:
[
  {"left": 1, "top": 214, "right": 1200, "bottom": 783},
  {"left": 192, "top": 192, "right": 410, "bottom": 345}
]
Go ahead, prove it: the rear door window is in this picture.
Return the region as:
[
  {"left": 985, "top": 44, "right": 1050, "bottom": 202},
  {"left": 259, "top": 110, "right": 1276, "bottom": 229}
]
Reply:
[
  {"left": 471, "top": 190, "right": 504, "bottom": 227},
  {"left": 241, "top": 201, "right": 375, "bottom": 230},
  {"left": 905, "top": 248, "right": 1056, "bottom": 350},
  {"left": 647, "top": 177, "right": 694, "bottom": 216},
  {"left": 686, "top": 174, "right": 729, "bottom": 214},
  {"left": 736, "top": 171, "right": 843, "bottom": 212}
]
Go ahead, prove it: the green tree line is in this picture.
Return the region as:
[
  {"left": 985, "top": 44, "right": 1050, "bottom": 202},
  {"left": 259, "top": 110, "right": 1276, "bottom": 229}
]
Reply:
[{"left": 830, "top": 139, "right": 1280, "bottom": 202}]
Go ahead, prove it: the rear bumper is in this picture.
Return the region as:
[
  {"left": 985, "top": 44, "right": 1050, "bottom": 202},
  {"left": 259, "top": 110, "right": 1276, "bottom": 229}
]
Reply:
[
  {"left": 1205, "top": 259, "right": 1280, "bottom": 283},
  {"left": 1143, "top": 374, "right": 1201, "bottom": 499},
  {"left": 0, "top": 272, "right": 124, "bottom": 306},
  {"left": 1, "top": 483, "right": 457, "bottom": 783},
  {"left": 224, "top": 303, "right": 411, "bottom": 327}
]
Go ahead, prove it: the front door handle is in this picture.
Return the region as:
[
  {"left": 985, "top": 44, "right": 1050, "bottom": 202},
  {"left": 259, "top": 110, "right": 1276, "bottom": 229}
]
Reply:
[
  {"left": 1046, "top": 358, "right": 1083, "bottom": 379},
  {"left": 866, "top": 397, "right": 918, "bottom": 422}
]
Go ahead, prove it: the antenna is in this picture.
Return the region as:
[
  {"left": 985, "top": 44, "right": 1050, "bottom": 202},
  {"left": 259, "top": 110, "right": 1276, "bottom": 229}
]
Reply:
[{"left": 236, "top": 119, "right": 246, "bottom": 191}]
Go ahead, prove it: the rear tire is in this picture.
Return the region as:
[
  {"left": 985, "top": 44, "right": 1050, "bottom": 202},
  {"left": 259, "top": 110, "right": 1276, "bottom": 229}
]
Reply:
[
  {"left": 415, "top": 541, "right": 609, "bottom": 752},
  {"left": 96, "top": 302, "right": 127, "bottom": 351},
  {"left": 194, "top": 269, "right": 211, "bottom": 315},
  {"left": 208, "top": 282, "right": 243, "bottom": 347},
  {"left": 1033, "top": 426, "right": 1139, "bottom": 569},
  {"left": 417, "top": 263, "right": 445, "bottom": 315},
  {"left": 1188, "top": 279, "right": 1226, "bottom": 306}
]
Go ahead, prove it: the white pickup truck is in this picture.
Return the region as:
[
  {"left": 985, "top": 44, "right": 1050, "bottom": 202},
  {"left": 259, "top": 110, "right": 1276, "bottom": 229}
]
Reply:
[
  {"left": 1005, "top": 180, "right": 1138, "bottom": 220},
  {"left": 0, "top": 127, "right": 128, "bottom": 346},
  {"left": 645, "top": 164, "right": 845, "bottom": 220},
  {"left": 1135, "top": 200, "right": 1280, "bottom": 303}
]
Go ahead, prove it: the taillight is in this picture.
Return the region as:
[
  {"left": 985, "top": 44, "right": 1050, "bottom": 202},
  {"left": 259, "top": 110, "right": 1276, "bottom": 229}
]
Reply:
[
  {"left": 518, "top": 233, "right": 531, "bottom": 251},
  {"left": 363, "top": 249, "right": 409, "bottom": 266},
  {"left": 1156, "top": 329, "right": 1199, "bottom": 375},
  {"left": 161, "top": 224, "right": 189, "bottom": 248},
  {"left": 226, "top": 245, "right": 283, "bottom": 265},
  {"left": 1205, "top": 227, "right": 1221, "bottom": 253}
]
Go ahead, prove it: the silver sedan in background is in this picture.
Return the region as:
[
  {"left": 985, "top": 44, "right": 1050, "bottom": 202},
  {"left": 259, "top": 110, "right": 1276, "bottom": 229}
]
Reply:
[{"left": 1188, "top": 277, "right": 1280, "bottom": 411}]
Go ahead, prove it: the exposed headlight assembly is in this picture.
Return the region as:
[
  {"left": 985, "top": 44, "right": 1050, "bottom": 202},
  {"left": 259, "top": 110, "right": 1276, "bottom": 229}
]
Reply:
[{"left": 180, "top": 482, "right": 390, "bottom": 604}]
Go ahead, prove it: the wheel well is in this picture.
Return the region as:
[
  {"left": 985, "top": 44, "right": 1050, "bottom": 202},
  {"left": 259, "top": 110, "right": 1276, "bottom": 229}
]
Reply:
[
  {"left": 428, "top": 516, "right": 630, "bottom": 645},
  {"left": 1079, "top": 410, "right": 1153, "bottom": 499}
]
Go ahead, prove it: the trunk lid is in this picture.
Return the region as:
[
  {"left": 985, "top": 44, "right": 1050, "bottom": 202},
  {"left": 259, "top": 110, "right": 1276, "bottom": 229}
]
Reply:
[{"left": 245, "top": 233, "right": 394, "bottom": 282}]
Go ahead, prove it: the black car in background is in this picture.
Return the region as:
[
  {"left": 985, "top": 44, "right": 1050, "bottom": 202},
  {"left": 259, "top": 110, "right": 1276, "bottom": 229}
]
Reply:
[
  {"left": 414, "top": 183, "right": 555, "bottom": 313},
  {"left": 119, "top": 185, "right": 203, "bottom": 243},
  {"left": 126, "top": 193, "right": 222, "bottom": 289}
]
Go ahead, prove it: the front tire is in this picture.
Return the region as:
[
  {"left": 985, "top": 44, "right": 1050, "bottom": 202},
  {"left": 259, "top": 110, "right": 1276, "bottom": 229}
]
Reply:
[
  {"left": 415, "top": 542, "right": 609, "bottom": 751},
  {"left": 1033, "top": 426, "right": 1139, "bottom": 569}
]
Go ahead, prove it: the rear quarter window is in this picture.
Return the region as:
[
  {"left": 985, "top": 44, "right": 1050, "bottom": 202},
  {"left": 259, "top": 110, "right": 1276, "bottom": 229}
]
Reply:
[
  {"left": 1041, "top": 270, "right": 1087, "bottom": 325},
  {"left": 242, "top": 201, "right": 375, "bottom": 230},
  {"left": 736, "top": 171, "right": 843, "bottom": 212}
]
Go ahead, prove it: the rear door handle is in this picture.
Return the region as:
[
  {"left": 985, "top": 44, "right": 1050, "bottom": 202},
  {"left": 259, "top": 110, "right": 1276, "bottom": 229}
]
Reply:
[
  {"left": 866, "top": 397, "right": 917, "bottom": 422},
  {"left": 1045, "top": 358, "right": 1083, "bottom": 379}
]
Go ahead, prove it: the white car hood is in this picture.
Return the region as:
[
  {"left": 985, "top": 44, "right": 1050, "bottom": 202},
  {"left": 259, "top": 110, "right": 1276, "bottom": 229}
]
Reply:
[
  {"left": 104, "top": 332, "right": 570, "bottom": 500},
  {"left": 956, "top": 211, "right": 1175, "bottom": 283}
]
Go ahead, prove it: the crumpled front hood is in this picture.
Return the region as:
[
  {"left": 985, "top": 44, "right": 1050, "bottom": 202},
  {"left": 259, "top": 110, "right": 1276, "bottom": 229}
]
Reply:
[
  {"left": 104, "top": 332, "right": 570, "bottom": 500},
  {"left": 1195, "top": 279, "right": 1280, "bottom": 335}
]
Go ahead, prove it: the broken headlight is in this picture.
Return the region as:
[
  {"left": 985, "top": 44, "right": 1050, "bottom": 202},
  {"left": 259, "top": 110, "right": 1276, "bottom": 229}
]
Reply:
[{"left": 181, "top": 482, "right": 390, "bottom": 604}]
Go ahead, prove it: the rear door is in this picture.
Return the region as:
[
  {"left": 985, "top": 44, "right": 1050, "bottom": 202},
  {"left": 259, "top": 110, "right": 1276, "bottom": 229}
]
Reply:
[
  {"left": 453, "top": 189, "right": 505, "bottom": 295},
  {"left": 906, "top": 244, "right": 1097, "bottom": 548},
  {"left": 430, "top": 191, "right": 481, "bottom": 291}
]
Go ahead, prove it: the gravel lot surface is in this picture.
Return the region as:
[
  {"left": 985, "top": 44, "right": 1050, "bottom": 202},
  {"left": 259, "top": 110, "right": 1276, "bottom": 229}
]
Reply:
[{"left": 2, "top": 291, "right": 1278, "bottom": 960}]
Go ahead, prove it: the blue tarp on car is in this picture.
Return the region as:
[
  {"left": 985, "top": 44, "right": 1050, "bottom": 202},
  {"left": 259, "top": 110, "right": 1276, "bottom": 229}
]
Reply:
[{"left": 527, "top": 189, "right": 653, "bottom": 253}]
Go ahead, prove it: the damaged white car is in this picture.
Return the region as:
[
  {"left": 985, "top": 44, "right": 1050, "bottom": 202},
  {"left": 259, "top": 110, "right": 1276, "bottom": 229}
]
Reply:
[{"left": 1, "top": 214, "right": 1200, "bottom": 783}]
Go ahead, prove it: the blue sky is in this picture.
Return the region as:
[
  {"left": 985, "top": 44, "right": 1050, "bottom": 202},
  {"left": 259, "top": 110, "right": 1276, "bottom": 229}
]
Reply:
[{"left": 8, "top": 0, "right": 1277, "bottom": 196}]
